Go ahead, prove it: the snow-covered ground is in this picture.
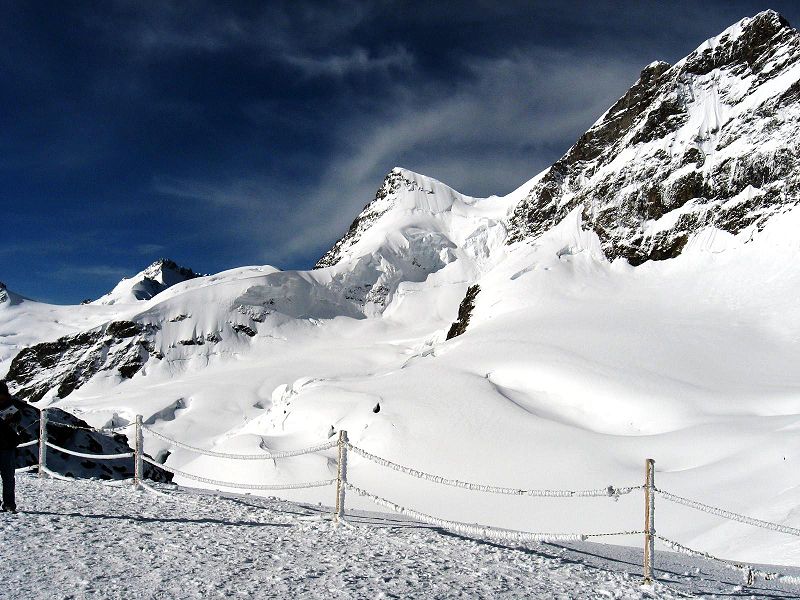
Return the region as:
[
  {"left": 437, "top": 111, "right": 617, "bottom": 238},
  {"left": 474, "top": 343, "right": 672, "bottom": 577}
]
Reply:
[{"left": 2, "top": 474, "right": 798, "bottom": 599}]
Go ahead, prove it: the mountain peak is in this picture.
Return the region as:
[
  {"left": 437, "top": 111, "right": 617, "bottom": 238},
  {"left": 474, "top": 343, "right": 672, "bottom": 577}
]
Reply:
[
  {"left": 0, "top": 281, "right": 27, "bottom": 308},
  {"left": 93, "top": 259, "right": 202, "bottom": 305},
  {"left": 681, "top": 10, "right": 795, "bottom": 76},
  {"left": 141, "top": 259, "right": 200, "bottom": 282},
  {"left": 314, "top": 167, "right": 466, "bottom": 269},
  {"left": 734, "top": 9, "right": 789, "bottom": 36}
]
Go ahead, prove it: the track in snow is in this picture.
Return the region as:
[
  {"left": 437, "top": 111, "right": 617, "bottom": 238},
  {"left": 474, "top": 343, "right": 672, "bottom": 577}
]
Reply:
[{"left": 0, "top": 475, "right": 797, "bottom": 599}]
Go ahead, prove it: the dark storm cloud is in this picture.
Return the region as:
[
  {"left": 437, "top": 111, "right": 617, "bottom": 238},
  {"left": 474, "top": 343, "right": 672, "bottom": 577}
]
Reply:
[{"left": 1, "top": 0, "right": 799, "bottom": 302}]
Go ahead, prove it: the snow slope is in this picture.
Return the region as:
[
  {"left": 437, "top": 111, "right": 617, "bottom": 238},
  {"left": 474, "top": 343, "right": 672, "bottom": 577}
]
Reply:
[
  {"left": 0, "top": 284, "right": 126, "bottom": 377},
  {"left": 3, "top": 475, "right": 799, "bottom": 599},
  {"left": 1, "top": 10, "right": 800, "bottom": 572}
]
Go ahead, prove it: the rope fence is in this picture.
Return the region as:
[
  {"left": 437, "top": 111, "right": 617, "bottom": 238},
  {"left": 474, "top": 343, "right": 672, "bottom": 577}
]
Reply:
[
  {"left": 347, "top": 442, "right": 639, "bottom": 498},
  {"left": 45, "top": 441, "right": 135, "bottom": 460},
  {"left": 344, "top": 481, "right": 587, "bottom": 543},
  {"left": 656, "top": 488, "right": 800, "bottom": 537},
  {"left": 48, "top": 420, "right": 131, "bottom": 433},
  {"left": 656, "top": 534, "right": 800, "bottom": 587},
  {"left": 11, "top": 409, "right": 800, "bottom": 590},
  {"left": 141, "top": 455, "right": 336, "bottom": 491},
  {"left": 142, "top": 425, "right": 338, "bottom": 459}
]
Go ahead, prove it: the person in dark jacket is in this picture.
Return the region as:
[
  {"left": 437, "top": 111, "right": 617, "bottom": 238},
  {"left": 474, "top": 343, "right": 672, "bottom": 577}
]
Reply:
[{"left": 0, "top": 380, "right": 21, "bottom": 512}]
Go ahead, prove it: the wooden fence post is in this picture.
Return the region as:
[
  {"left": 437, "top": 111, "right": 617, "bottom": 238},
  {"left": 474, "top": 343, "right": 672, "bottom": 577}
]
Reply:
[
  {"left": 334, "top": 430, "right": 349, "bottom": 523},
  {"left": 134, "top": 415, "right": 143, "bottom": 488},
  {"left": 644, "top": 458, "right": 656, "bottom": 584},
  {"left": 38, "top": 408, "right": 48, "bottom": 478}
]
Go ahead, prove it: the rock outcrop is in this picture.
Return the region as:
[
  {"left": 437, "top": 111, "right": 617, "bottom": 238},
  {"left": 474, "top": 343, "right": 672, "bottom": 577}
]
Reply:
[
  {"left": 508, "top": 10, "right": 800, "bottom": 264},
  {"left": 6, "top": 321, "right": 161, "bottom": 402}
]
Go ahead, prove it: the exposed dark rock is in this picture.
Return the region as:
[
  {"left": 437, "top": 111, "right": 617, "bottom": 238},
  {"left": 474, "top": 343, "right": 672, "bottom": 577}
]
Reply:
[
  {"left": 107, "top": 321, "right": 143, "bottom": 339},
  {"left": 446, "top": 285, "right": 480, "bottom": 340},
  {"left": 8, "top": 399, "right": 171, "bottom": 482},
  {"left": 152, "top": 259, "right": 201, "bottom": 281},
  {"left": 6, "top": 320, "right": 161, "bottom": 402},
  {"left": 231, "top": 323, "right": 257, "bottom": 337},
  {"left": 508, "top": 11, "right": 800, "bottom": 265}
]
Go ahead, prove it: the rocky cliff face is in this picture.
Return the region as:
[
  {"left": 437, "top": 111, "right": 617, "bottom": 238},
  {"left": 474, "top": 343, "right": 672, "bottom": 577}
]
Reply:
[
  {"left": 6, "top": 321, "right": 162, "bottom": 403},
  {"left": 508, "top": 10, "right": 800, "bottom": 264}
]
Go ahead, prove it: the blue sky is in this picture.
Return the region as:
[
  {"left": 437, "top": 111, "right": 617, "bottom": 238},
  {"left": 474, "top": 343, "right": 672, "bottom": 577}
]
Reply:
[{"left": 2, "top": 1, "right": 798, "bottom": 304}]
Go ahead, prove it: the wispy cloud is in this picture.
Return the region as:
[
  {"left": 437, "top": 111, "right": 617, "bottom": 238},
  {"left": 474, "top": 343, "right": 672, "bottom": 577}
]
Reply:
[
  {"left": 267, "top": 48, "right": 641, "bottom": 261},
  {"left": 283, "top": 45, "right": 414, "bottom": 78},
  {"left": 153, "top": 175, "right": 294, "bottom": 216},
  {"left": 87, "top": 1, "right": 394, "bottom": 80},
  {"left": 135, "top": 243, "right": 166, "bottom": 256},
  {"left": 53, "top": 265, "right": 131, "bottom": 281}
]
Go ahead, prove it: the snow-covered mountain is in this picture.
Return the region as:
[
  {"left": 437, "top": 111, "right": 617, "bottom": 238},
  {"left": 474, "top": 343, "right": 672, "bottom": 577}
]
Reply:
[
  {"left": 93, "top": 259, "right": 202, "bottom": 305},
  {"left": 2, "top": 10, "right": 800, "bottom": 566},
  {"left": 509, "top": 9, "right": 800, "bottom": 263}
]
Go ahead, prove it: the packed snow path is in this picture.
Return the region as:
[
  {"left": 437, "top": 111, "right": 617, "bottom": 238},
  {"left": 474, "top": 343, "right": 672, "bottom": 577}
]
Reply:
[{"left": 1, "top": 477, "right": 799, "bottom": 598}]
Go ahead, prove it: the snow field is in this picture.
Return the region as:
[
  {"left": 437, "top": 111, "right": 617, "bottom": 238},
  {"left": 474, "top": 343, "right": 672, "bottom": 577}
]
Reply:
[
  {"left": 3, "top": 475, "right": 800, "bottom": 599},
  {"left": 46, "top": 416, "right": 800, "bottom": 590}
]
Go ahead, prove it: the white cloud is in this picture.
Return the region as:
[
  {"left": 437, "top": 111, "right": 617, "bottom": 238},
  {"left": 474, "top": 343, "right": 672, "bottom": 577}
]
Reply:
[
  {"left": 135, "top": 244, "right": 167, "bottom": 256},
  {"left": 53, "top": 265, "right": 131, "bottom": 281},
  {"left": 283, "top": 45, "right": 414, "bottom": 78}
]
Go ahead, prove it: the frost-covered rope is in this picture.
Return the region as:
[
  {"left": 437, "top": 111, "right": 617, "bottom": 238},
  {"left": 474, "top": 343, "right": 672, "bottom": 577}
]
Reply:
[
  {"left": 583, "top": 530, "right": 646, "bottom": 538},
  {"left": 39, "top": 466, "right": 75, "bottom": 481},
  {"left": 14, "top": 465, "right": 38, "bottom": 473},
  {"left": 142, "top": 426, "right": 338, "bottom": 459},
  {"left": 20, "top": 420, "right": 41, "bottom": 434},
  {"left": 48, "top": 420, "right": 131, "bottom": 433},
  {"left": 16, "top": 439, "right": 38, "bottom": 448},
  {"left": 45, "top": 441, "right": 135, "bottom": 460},
  {"left": 347, "top": 443, "right": 639, "bottom": 498},
  {"left": 656, "top": 488, "right": 800, "bottom": 537},
  {"left": 138, "top": 480, "right": 171, "bottom": 498},
  {"left": 141, "top": 455, "right": 335, "bottom": 491},
  {"left": 345, "top": 482, "right": 587, "bottom": 543},
  {"left": 656, "top": 534, "right": 800, "bottom": 587}
]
